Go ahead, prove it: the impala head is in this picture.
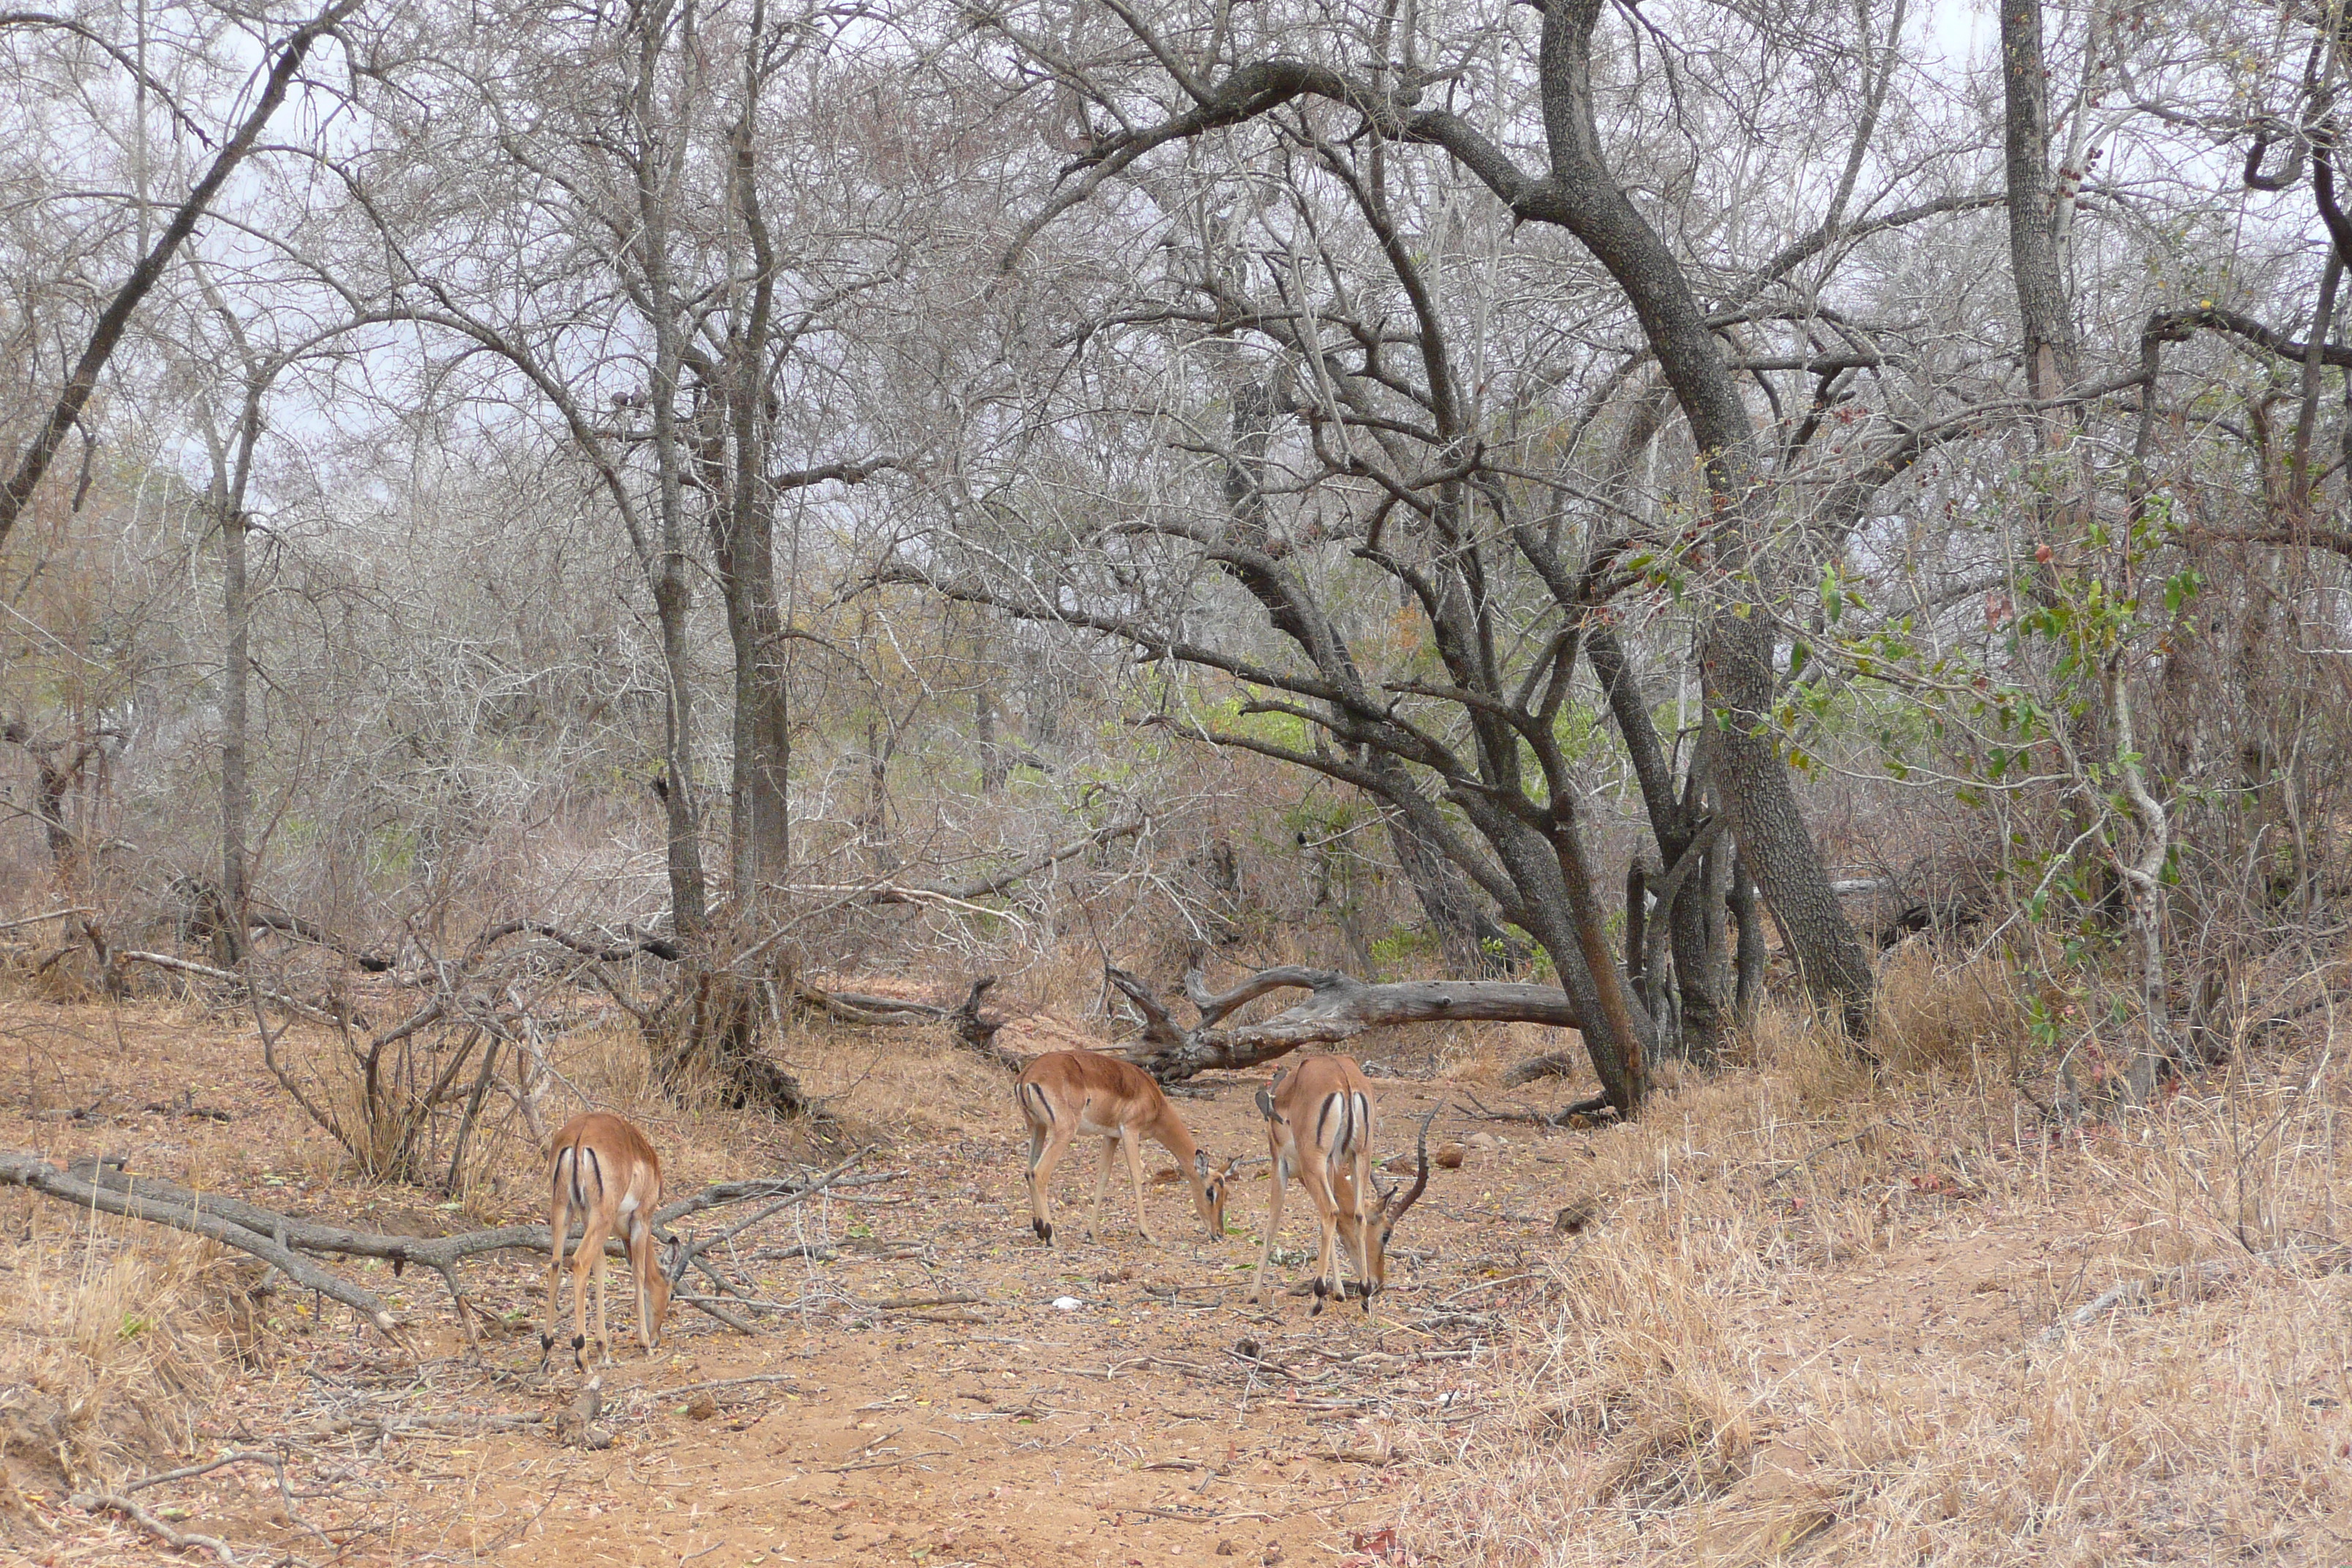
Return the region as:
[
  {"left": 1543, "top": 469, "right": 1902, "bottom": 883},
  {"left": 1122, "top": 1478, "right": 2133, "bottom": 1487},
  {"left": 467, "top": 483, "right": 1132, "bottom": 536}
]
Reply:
[
  {"left": 1327, "top": 1100, "right": 1441, "bottom": 1313},
  {"left": 649, "top": 1227, "right": 691, "bottom": 1341},
  {"left": 1194, "top": 1150, "right": 1238, "bottom": 1237}
]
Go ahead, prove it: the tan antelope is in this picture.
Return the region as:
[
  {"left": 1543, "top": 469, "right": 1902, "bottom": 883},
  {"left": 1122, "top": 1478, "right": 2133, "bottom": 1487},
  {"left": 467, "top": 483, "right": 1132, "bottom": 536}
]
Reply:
[
  {"left": 540, "top": 1112, "right": 685, "bottom": 1372},
  {"left": 1248, "top": 1056, "right": 1439, "bottom": 1313},
  {"left": 1015, "top": 1049, "right": 1235, "bottom": 1247}
]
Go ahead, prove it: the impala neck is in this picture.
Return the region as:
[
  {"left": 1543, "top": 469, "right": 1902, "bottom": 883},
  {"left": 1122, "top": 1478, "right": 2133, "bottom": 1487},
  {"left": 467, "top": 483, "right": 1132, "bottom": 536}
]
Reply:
[{"left": 1151, "top": 1102, "right": 1201, "bottom": 1172}]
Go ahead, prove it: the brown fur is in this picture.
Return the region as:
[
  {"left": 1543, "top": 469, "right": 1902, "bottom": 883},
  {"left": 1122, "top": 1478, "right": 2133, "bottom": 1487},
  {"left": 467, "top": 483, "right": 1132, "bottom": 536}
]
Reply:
[
  {"left": 540, "top": 1112, "right": 676, "bottom": 1372},
  {"left": 1014, "top": 1049, "right": 1233, "bottom": 1246}
]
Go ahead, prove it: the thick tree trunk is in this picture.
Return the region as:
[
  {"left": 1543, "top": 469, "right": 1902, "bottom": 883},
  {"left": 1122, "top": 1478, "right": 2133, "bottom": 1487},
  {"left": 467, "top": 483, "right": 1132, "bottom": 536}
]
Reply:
[
  {"left": 713, "top": 497, "right": 792, "bottom": 908},
  {"left": 1730, "top": 851, "right": 1766, "bottom": 1021},
  {"left": 1703, "top": 614, "right": 1874, "bottom": 1036},
  {"left": 717, "top": 110, "right": 791, "bottom": 911},
  {"left": 1536, "top": 0, "right": 1874, "bottom": 1036},
  {"left": 1999, "top": 0, "right": 2081, "bottom": 401}
]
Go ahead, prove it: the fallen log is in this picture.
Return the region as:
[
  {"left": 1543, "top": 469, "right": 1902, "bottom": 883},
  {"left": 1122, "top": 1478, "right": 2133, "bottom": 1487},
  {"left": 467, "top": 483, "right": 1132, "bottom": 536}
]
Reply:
[
  {"left": 114, "top": 949, "right": 339, "bottom": 1025},
  {"left": 0, "top": 1150, "right": 899, "bottom": 1349},
  {"left": 786, "top": 974, "right": 1025, "bottom": 1074},
  {"left": 1107, "top": 962, "right": 1582, "bottom": 1082},
  {"left": 0, "top": 1150, "right": 405, "bottom": 1346}
]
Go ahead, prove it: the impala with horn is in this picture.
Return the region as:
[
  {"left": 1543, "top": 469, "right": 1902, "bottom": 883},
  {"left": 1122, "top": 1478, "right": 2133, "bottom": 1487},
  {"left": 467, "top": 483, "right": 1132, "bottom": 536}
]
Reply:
[
  {"left": 1248, "top": 1055, "right": 1439, "bottom": 1313},
  {"left": 540, "top": 1112, "right": 687, "bottom": 1372},
  {"left": 1015, "top": 1048, "right": 1235, "bottom": 1247}
]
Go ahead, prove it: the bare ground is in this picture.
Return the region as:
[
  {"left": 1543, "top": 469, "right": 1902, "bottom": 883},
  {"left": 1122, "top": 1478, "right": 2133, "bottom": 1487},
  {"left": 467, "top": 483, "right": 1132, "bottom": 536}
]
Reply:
[{"left": 3, "top": 956, "right": 2350, "bottom": 1567}]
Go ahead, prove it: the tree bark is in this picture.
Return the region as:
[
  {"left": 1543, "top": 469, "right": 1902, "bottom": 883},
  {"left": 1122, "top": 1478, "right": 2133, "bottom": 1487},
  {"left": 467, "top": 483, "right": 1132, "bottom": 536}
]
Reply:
[
  {"left": 1109, "top": 962, "right": 1581, "bottom": 1082},
  {"left": 1999, "top": 0, "right": 2082, "bottom": 401},
  {"left": 217, "top": 500, "right": 250, "bottom": 965},
  {"left": 1730, "top": 851, "right": 1765, "bottom": 1021},
  {"left": 1530, "top": 0, "right": 1874, "bottom": 1036}
]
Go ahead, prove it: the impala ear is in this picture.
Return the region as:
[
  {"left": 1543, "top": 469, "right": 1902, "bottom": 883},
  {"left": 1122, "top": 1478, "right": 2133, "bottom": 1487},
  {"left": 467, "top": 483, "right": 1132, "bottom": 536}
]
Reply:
[{"left": 663, "top": 1229, "right": 693, "bottom": 1285}]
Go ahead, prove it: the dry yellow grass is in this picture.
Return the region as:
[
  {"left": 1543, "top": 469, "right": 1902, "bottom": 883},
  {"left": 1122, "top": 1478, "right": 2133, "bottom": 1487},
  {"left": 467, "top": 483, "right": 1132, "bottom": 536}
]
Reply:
[
  {"left": 1397, "top": 957, "right": 2352, "bottom": 1566},
  {"left": 0, "top": 1196, "right": 243, "bottom": 1496},
  {"left": 4, "top": 951, "right": 2346, "bottom": 1564}
]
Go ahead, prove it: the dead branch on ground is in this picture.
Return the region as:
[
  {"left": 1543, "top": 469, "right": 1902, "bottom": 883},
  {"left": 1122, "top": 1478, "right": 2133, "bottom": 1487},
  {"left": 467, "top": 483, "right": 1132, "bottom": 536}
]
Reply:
[
  {"left": 0, "top": 1149, "right": 899, "bottom": 1349},
  {"left": 1107, "top": 962, "right": 1582, "bottom": 1082}
]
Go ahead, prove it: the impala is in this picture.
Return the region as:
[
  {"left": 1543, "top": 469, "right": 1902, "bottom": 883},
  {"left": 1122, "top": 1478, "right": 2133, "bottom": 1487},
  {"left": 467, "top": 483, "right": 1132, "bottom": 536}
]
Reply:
[
  {"left": 1248, "top": 1056, "right": 1439, "bottom": 1313},
  {"left": 1015, "top": 1048, "right": 1235, "bottom": 1247},
  {"left": 540, "top": 1111, "right": 685, "bottom": 1372}
]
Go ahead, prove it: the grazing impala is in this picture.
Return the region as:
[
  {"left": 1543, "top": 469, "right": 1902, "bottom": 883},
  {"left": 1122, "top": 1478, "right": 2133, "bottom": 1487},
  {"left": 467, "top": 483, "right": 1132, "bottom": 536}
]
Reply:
[
  {"left": 1248, "top": 1055, "right": 1439, "bottom": 1313},
  {"left": 540, "top": 1112, "right": 685, "bottom": 1372},
  {"left": 1016, "top": 1049, "right": 1235, "bottom": 1247}
]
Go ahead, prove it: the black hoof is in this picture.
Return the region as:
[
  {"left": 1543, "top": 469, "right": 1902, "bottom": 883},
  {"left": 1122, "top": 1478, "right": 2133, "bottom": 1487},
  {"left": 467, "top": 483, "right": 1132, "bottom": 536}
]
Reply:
[
  {"left": 570, "top": 1333, "right": 587, "bottom": 1372},
  {"left": 1033, "top": 1218, "right": 1053, "bottom": 1244}
]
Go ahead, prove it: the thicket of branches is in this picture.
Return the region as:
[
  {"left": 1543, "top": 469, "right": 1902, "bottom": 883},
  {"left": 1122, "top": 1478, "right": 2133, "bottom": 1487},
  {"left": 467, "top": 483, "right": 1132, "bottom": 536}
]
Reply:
[{"left": 2, "top": 0, "right": 2348, "bottom": 1120}]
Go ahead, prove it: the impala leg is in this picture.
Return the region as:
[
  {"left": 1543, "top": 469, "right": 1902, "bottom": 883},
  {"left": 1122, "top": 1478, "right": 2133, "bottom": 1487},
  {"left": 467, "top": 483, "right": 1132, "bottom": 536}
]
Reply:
[
  {"left": 1305, "top": 1161, "right": 1345, "bottom": 1316},
  {"left": 539, "top": 1191, "right": 573, "bottom": 1371},
  {"left": 1090, "top": 1134, "right": 1119, "bottom": 1243},
  {"left": 1025, "top": 1110, "right": 1077, "bottom": 1245},
  {"left": 1339, "top": 1156, "right": 1375, "bottom": 1301},
  {"left": 626, "top": 1217, "right": 655, "bottom": 1355},
  {"left": 1248, "top": 1151, "right": 1291, "bottom": 1306},
  {"left": 592, "top": 1240, "right": 614, "bottom": 1368},
  {"left": 568, "top": 1208, "right": 612, "bottom": 1373},
  {"left": 1120, "top": 1127, "right": 1156, "bottom": 1245}
]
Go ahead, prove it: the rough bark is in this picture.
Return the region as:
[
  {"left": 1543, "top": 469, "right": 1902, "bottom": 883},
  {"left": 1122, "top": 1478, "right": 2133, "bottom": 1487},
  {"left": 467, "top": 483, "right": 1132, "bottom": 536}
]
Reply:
[
  {"left": 1703, "top": 613, "right": 1874, "bottom": 1035},
  {"left": 1999, "top": 0, "right": 2082, "bottom": 400},
  {"left": 1730, "top": 851, "right": 1765, "bottom": 1021},
  {"left": 217, "top": 500, "right": 250, "bottom": 965},
  {"left": 1529, "top": 0, "right": 1874, "bottom": 1036},
  {"left": 1109, "top": 962, "right": 1580, "bottom": 1082}
]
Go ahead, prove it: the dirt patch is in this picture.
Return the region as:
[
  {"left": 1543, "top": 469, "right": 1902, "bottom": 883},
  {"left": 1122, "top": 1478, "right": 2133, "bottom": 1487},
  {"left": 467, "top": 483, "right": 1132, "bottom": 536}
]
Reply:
[
  {"left": 0, "top": 994, "right": 1558, "bottom": 1564},
  {"left": 4, "top": 990, "right": 2349, "bottom": 1565}
]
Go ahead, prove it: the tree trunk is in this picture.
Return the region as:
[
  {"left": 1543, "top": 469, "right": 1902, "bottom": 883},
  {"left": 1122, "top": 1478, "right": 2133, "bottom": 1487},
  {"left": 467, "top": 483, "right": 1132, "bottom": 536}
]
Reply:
[
  {"left": 1702, "top": 613, "right": 1874, "bottom": 1036},
  {"left": 1375, "top": 777, "right": 1525, "bottom": 976},
  {"left": 712, "top": 490, "right": 792, "bottom": 910},
  {"left": 1999, "top": 0, "right": 2081, "bottom": 402},
  {"left": 1586, "top": 624, "right": 1728, "bottom": 1060},
  {"left": 1534, "top": 0, "right": 1874, "bottom": 1036},
  {"left": 218, "top": 502, "right": 250, "bottom": 965},
  {"left": 1730, "top": 850, "right": 1766, "bottom": 1022},
  {"left": 717, "top": 107, "right": 790, "bottom": 913}
]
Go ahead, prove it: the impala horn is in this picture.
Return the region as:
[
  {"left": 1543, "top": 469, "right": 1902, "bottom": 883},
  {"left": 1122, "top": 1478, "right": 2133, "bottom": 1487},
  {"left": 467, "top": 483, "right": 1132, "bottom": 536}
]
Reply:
[
  {"left": 1254, "top": 1066, "right": 1289, "bottom": 1123},
  {"left": 663, "top": 1226, "right": 696, "bottom": 1286},
  {"left": 1382, "top": 1101, "right": 1444, "bottom": 1223}
]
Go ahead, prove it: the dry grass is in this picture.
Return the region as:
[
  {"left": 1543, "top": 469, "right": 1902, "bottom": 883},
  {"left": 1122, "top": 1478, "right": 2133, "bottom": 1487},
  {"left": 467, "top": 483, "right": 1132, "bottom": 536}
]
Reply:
[
  {"left": 4, "top": 946, "right": 2347, "bottom": 1563},
  {"left": 1399, "top": 962, "right": 2352, "bottom": 1566},
  {"left": 0, "top": 1196, "right": 244, "bottom": 1499}
]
